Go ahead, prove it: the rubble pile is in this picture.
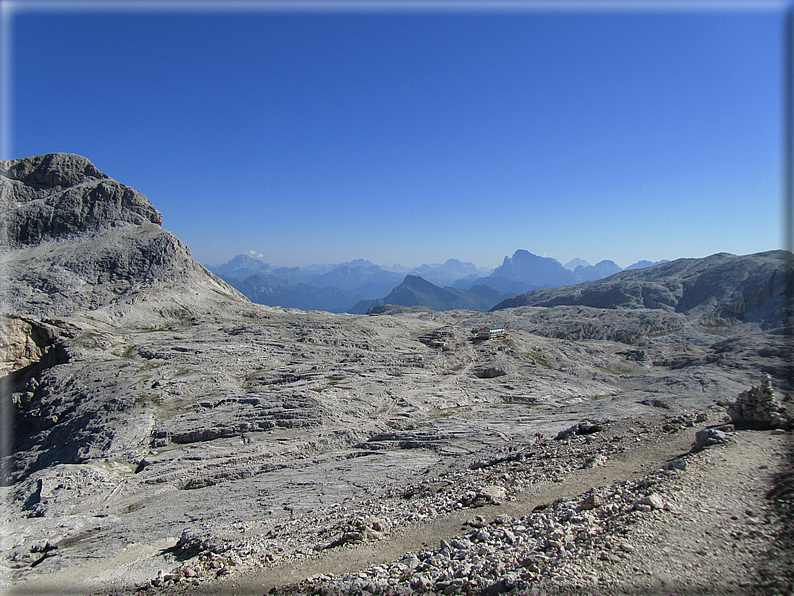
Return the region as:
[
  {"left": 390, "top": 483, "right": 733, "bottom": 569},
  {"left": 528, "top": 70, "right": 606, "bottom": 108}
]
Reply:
[{"left": 727, "top": 374, "right": 792, "bottom": 430}]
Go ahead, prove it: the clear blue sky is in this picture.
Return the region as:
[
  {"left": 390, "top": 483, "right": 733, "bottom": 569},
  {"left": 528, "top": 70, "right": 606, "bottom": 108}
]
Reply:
[{"left": 4, "top": 1, "right": 786, "bottom": 269}]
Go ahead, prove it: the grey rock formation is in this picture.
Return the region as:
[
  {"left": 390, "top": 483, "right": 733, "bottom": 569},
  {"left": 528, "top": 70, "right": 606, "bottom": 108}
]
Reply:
[
  {"left": 0, "top": 153, "right": 244, "bottom": 319},
  {"left": 491, "top": 251, "right": 792, "bottom": 329},
  {"left": 727, "top": 374, "right": 792, "bottom": 429},
  {"left": 0, "top": 153, "right": 162, "bottom": 246},
  {"left": 2, "top": 154, "right": 791, "bottom": 594}
]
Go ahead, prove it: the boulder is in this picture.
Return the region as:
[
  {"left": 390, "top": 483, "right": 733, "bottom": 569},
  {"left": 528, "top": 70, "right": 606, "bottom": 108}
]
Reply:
[
  {"left": 692, "top": 425, "right": 735, "bottom": 452},
  {"left": 555, "top": 420, "right": 604, "bottom": 440}
]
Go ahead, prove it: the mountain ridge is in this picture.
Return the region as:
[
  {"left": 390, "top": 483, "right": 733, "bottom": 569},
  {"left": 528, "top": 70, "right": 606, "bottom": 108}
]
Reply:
[
  {"left": 348, "top": 275, "right": 511, "bottom": 314},
  {"left": 490, "top": 250, "right": 792, "bottom": 329},
  {"left": 211, "top": 251, "right": 666, "bottom": 313},
  {"left": 0, "top": 153, "right": 244, "bottom": 322},
  {"left": 223, "top": 272, "right": 359, "bottom": 313}
]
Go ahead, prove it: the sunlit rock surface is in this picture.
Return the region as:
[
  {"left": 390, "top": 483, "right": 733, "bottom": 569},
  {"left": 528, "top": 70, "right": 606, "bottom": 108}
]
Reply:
[{"left": 1, "top": 154, "right": 791, "bottom": 594}]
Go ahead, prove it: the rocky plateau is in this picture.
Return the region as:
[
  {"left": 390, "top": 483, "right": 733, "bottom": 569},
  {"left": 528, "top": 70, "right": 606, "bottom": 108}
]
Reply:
[{"left": 0, "top": 154, "right": 792, "bottom": 595}]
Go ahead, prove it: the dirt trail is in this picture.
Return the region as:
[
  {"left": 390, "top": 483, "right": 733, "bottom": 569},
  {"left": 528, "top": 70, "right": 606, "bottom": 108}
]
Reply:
[
  {"left": 10, "top": 415, "right": 788, "bottom": 596},
  {"left": 204, "top": 424, "right": 697, "bottom": 595}
]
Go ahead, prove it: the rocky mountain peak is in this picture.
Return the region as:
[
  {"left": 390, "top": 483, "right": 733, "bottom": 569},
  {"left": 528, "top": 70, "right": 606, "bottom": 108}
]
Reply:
[
  {"left": 1, "top": 153, "right": 162, "bottom": 247},
  {"left": 402, "top": 274, "right": 436, "bottom": 289},
  {"left": 0, "top": 152, "right": 108, "bottom": 187},
  {"left": 0, "top": 153, "right": 242, "bottom": 320}
]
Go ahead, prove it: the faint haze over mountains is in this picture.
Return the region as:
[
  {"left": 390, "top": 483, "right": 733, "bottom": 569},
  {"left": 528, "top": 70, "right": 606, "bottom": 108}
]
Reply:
[
  {"left": 6, "top": 4, "right": 784, "bottom": 271},
  {"left": 209, "top": 249, "right": 670, "bottom": 313}
]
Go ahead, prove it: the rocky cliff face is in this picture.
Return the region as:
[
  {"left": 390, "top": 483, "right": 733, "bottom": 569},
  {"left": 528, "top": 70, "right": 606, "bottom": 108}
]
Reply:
[
  {"left": 0, "top": 153, "right": 244, "bottom": 322},
  {"left": 0, "top": 153, "right": 162, "bottom": 246}
]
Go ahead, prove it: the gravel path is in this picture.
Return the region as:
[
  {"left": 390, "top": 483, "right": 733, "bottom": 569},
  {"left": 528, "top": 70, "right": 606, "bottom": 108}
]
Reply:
[{"left": 111, "top": 411, "right": 791, "bottom": 596}]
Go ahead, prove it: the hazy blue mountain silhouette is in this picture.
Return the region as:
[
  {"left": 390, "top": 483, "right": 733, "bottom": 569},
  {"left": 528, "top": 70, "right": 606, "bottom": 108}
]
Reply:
[
  {"left": 208, "top": 253, "right": 271, "bottom": 280},
  {"left": 463, "top": 250, "right": 623, "bottom": 294},
  {"left": 209, "top": 250, "right": 670, "bottom": 313},
  {"left": 572, "top": 260, "right": 622, "bottom": 282},
  {"left": 409, "top": 259, "right": 490, "bottom": 288},
  {"left": 304, "top": 265, "right": 404, "bottom": 297},
  {"left": 348, "top": 275, "right": 511, "bottom": 314},
  {"left": 224, "top": 273, "right": 358, "bottom": 313},
  {"left": 624, "top": 259, "right": 670, "bottom": 270}
]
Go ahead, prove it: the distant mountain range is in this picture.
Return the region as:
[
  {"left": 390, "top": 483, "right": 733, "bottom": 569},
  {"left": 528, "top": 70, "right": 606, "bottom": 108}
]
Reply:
[
  {"left": 456, "top": 250, "right": 667, "bottom": 294},
  {"left": 207, "top": 251, "right": 668, "bottom": 313},
  {"left": 490, "top": 250, "right": 788, "bottom": 328},
  {"left": 224, "top": 273, "right": 360, "bottom": 313},
  {"left": 348, "top": 275, "right": 512, "bottom": 314}
]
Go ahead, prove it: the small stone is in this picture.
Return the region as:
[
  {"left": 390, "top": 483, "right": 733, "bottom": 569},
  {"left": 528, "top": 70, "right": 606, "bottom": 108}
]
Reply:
[
  {"left": 341, "top": 531, "right": 365, "bottom": 543},
  {"left": 636, "top": 493, "right": 665, "bottom": 510},
  {"left": 598, "top": 551, "right": 620, "bottom": 563},
  {"left": 579, "top": 493, "right": 603, "bottom": 510},
  {"left": 664, "top": 459, "right": 687, "bottom": 471},
  {"left": 582, "top": 454, "right": 607, "bottom": 469},
  {"left": 692, "top": 427, "right": 734, "bottom": 452},
  {"left": 478, "top": 486, "right": 507, "bottom": 505}
]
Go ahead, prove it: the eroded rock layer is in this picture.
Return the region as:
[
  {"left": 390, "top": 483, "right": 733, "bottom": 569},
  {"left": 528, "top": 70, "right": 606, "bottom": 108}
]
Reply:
[{"left": 1, "top": 154, "right": 792, "bottom": 595}]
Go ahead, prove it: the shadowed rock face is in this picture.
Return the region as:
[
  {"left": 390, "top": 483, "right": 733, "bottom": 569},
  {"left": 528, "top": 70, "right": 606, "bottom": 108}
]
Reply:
[{"left": 0, "top": 153, "right": 162, "bottom": 246}]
